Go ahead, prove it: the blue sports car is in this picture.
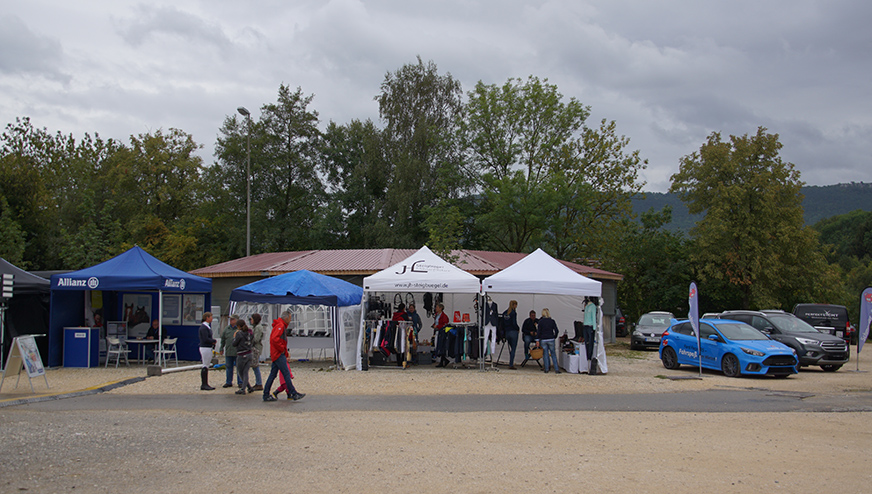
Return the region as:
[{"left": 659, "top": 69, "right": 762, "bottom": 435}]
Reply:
[{"left": 659, "top": 319, "right": 798, "bottom": 378}]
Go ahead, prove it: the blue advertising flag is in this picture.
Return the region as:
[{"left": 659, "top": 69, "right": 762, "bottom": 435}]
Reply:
[
  {"left": 859, "top": 287, "right": 872, "bottom": 355},
  {"left": 689, "top": 282, "right": 701, "bottom": 375}
]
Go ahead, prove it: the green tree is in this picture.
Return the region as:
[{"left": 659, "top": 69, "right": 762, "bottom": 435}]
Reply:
[
  {"left": 463, "top": 77, "right": 645, "bottom": 257},
  {"left": 0, "top": 195, "right": 26, "bottom": 266},
  {"left": 0, "top": 118, "right": 58, "bottom": 268},
  {"left": 215, "top": 84, "right": 325, "bottom": 256},
  {"left": 319, "top": 119, "right": 392, "bottom": 248},
  {"left": 210, "top": 84, "right": 326, "bottom": 257},
  {"left": 376, "top": 57, "right": 467, "bottom": 247},
  {"left": 605, "top": 207, "right": 692, "bottom": 322},
  {"left": 670, "top": 127, "right": 839, "bottom": 309}
]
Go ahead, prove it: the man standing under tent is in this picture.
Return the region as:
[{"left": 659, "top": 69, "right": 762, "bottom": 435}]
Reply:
[
  {"left": 198, "top": 312, "right": 216, "bottom": 391},
  {"left": 407, "top": 304, "right": 422, "bottom": 364},
  {"left": 263, "top": 310, "right": 305, "bottom": 402}
]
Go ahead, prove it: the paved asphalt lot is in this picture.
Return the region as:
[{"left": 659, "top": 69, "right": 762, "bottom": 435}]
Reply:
[{"left": 19, "top": 388, "right": 872, "bottom": 413}]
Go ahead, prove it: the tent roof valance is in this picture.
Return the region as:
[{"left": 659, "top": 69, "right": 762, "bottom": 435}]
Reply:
[
  {"left": 49, "top": 246, "right": 211, "bottom": 293},
  {"left": 230, "top": 269, "right": 363, "bottom": 307},
  {"left": 482, "top": 248, "right": 601, "bottom": 297},
  {"left": 362, "top": 246, "right": 481, "bottom": 294}
]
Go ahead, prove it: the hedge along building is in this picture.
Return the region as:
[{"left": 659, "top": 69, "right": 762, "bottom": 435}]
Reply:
[{"left": 191, "top": 249, "right": 624, "bottom": 343}]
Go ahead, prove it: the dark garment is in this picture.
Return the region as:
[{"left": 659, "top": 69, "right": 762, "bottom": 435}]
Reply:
[
  {"left": 485, "top": 302, "right": 499, "bottom": 327},
  {"left": 505, "top": 329, "right": 519, "bottom": 366},
  {"left": 408, "top": 311, "right": 422, "bottom": 335},
  {"left": 523, "top": 333, "right": 537, "bottom": 360},
  {"left": 522, "top": 317, "right": 538, "bottom": 337},
  {"left": 232, "top": 328, "right": 254, "bottom": 355},
  {"left": 583, "top": 325, "right": 595, "bottom": 361},
  {"left": 145, "top": 324, "right": 159, "bottom": 340},
  {"left": 503, "top": 309, "right": 519, "bottom": 332},
  {"left": 198, "top": 322, "right": 216, "bottom": 348},
  {"left": 263, "top": 354, "right": 296, "bottom": 398},
  {"left": 537, "top": 317, "right": 559, "bottom": 341}
]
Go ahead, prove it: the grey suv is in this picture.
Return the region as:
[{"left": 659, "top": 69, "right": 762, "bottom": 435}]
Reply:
[
  {"left": 720, "top": 310, "right": 849, "bottom": 372},
  {"left": 630, "top": 311, "right": 674, "bottom": 350}
]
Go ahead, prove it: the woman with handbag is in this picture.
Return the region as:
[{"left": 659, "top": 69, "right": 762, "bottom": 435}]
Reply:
[{"left": 536, "top": 308, "right": 560, "bottom": 374}]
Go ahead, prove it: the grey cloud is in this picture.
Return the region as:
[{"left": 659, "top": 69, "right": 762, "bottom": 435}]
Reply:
[
  {"left": 116, "top": 4, "right": 234, "bottom": 51},
  {"left": 0, "top": 15, "right": 70, "bottom": 83}
]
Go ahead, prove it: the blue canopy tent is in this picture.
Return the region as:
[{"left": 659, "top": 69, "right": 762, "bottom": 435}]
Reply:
[
  {"left": 229, "top": 270, "right": 363, "bottom": 369},
  {"left": 48, "top": 246, "right": 211, "bottom": 367}
]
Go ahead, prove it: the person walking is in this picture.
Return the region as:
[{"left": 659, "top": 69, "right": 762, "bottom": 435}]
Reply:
[
  {"left": 232, "top": 319, "right": 255, "bottom": 395},
  {"left": 503, "top": 300, "right": 520, "bottom": 369},
  {"left": 249, "top": 313, "right": 266, "bottom": 391},
  {"left": 537, "top": 308, "right": 560, "bottom": 374},
  {"left": 198, "top": 312, "right": 216, "bottom": 390},
  {"left": 220, "top": 315, "right": 242, "bottom": 388},
  {"left": 263, "top": 310, "right": 305, "bottom": 402}
]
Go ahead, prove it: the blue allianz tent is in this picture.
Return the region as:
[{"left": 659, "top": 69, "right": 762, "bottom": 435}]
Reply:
[
  {"left": 229, "top": 270, "right": 363, "bottom": 368},
  {"left": 48, "top": 246, "right": 211, "bottom": 366}
]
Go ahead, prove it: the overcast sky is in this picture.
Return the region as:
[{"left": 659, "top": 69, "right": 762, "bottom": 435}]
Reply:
[{"left": 2, "top": 1, "right": 869, "bottom": 192}]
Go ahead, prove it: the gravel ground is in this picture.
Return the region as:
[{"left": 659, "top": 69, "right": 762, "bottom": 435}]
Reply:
[{"left": 1, "top": 341, "right": 871, "bottom": 493}]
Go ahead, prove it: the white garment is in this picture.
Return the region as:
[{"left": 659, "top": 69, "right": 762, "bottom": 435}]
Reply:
[
  {"left": 483, "top": 324, "right": 497, "bottom": 355},
  {"left": 199, "top": 347, "right": 212, "bottom": 367}
]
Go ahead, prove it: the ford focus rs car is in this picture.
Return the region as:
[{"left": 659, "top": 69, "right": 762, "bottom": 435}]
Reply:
[{"left": 659, "top": 319, "right": 798, "bottom": 378}]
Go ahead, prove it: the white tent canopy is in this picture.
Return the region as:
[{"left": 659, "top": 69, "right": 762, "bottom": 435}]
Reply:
[
  {"left": 363, "top": 246, "right": 481, "bottom": 294},
  {"left": 357, "top": 246, "right": 481, "bottom": 370},
  {"left": 482, "top": 248, "right": 601, "bottom": 296},
  {"left": 482, "top": 248, "right": 607, "bottom": 373}
]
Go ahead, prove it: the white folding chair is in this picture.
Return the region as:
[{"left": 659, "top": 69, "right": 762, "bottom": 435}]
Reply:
[
  {"left": 156, "top": 337, "right": 178, "bottom": 367},
  {"left": 105, "top": 337, "right": 129, "bottom": 368}
]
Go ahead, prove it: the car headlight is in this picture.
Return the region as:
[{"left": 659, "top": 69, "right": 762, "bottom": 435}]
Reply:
[
  {"left": 741, "top": 347, "right": 765, "bottom": 357},
  {"left": 795, "top": 337, "right": 820, "bottom": 347},
  {"left": 633, "top": 330, "right": 643, "bottom": 337}
]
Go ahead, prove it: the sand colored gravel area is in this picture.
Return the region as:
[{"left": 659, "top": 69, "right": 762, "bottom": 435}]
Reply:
[
  {"left": 2, "top": 341, "right": 871, "bottom": 493},
  {"left": 4, "top": 341, "right": 871, "bottom": 398}
]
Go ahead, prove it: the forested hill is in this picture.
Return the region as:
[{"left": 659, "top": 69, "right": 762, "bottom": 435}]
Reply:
[{"left": 632, "top": 182, "right": 872, "bottom": 233}]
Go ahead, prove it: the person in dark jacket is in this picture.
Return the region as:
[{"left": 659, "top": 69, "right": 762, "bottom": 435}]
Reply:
[
  {"left": 220, "top": 314, "right": 241, "bottom": 388},
  {"left": 521, "top": 310, "right": 538, "bottom": 361},
  {"left": 503, "top": 300, "right": 520, "bottom": 369},
  {"left": 232, "top": 319, "right": 255, "bottom": 395},
  {"left": 198, "top": 312, "right": 217, "bottom": 390},
  {"left": 536, "top": 308, "right": 560, "bottom": 374}
]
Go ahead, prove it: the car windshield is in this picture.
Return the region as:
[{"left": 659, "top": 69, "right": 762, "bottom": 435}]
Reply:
[
  {"left": 639, "top": 314, "right": 672, "bottom": 327},
  {"left": 716, "top": 323, "right": 769, "bottom": 341},
  {"left": 768, "top": 314, "right": 821, "bottom": 333}
]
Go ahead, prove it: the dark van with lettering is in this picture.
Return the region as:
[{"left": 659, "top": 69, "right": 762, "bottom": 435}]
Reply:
[{"left": 792, "top": 304, "right": 854, "bottom": 344}]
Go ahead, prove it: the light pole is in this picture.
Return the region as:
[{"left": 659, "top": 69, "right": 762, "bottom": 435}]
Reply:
[{"left": 237, "top": 106, "right": 251, "bottom": 257}]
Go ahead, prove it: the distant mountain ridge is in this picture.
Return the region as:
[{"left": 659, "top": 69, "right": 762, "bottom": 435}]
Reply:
[{"left": 632, "top": 182, "right": 872, "bottom": 233}]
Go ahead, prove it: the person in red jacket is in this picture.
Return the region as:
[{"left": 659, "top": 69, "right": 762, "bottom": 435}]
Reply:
[{"left": 262, "top": 310, "right": 305, "bottom": 402}]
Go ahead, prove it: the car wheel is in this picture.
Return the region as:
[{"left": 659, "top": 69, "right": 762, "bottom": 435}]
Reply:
[
  {"left": 821, "top": 364, "right": 842, "bottom": 372},
  {"left": 721, "top": 354, "right": 741, "bottom": 377},
  {"left": 661, "top": 346, "right": 680, "bottom": 370}
]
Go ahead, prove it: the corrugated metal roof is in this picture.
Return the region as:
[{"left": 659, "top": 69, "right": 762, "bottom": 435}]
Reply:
[{"left": 190, "top": 248, "right": 623, "bottom": 281}]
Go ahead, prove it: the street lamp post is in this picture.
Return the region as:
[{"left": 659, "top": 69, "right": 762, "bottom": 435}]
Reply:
[{"left": 237, "top": 106, "right": 251, "bottom": 257}]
